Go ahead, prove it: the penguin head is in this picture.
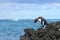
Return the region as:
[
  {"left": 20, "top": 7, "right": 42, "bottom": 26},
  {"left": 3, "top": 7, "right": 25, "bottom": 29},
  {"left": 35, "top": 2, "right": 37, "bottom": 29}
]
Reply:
[{"left": 34, "top": 16, "right": 42, "bottom": 23}]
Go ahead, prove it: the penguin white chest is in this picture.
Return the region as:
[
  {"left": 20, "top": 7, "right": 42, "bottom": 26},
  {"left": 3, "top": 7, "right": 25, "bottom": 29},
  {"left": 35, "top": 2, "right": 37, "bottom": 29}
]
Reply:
[
  {"left": 38, "top": 19, "right": 44, "bottom": 25},
  {"left": 42, "top": 21, "right": 44, "bottom": 25}
]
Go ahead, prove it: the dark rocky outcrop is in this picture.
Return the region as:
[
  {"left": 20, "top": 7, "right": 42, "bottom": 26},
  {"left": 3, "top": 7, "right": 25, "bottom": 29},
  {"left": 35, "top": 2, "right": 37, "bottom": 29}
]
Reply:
[{"left": 20, "top": 21, "right": 60, "bottom": 40}]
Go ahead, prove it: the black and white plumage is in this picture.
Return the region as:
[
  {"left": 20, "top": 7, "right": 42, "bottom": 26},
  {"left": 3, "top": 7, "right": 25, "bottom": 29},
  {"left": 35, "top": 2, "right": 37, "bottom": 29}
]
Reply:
[{"left": 34, "top": 16, "right": 48, "bottom": 28}]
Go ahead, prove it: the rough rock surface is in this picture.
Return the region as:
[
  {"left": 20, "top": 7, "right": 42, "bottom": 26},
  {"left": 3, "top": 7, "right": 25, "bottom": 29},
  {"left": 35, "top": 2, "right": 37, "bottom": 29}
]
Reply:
[{"left": 20, "top": 21, "right": 60, "bottom": 40}]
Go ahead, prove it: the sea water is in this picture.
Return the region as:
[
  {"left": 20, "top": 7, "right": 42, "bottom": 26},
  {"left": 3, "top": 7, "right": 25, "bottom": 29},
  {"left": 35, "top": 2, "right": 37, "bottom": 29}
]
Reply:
[{"left": 0, "top": 19, "right": 60, "bottom": 40}]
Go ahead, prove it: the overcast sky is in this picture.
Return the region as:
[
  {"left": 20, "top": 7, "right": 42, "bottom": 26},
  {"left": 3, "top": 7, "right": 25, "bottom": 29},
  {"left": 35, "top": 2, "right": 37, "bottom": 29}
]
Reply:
[{"left": 0, "top": 0, "right": 60, "bottom": 19}]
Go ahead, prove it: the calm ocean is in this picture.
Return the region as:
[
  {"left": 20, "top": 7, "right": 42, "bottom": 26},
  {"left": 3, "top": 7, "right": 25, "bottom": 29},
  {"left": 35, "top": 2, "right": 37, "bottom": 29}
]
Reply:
[{"left": 0, "top": 19, "right": 60, "bottom": 40}]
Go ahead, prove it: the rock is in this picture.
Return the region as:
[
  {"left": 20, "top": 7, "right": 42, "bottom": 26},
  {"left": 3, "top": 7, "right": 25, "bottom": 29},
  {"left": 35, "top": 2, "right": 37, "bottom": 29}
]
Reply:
[
  {"left": 24, "top": 28, "right": 35, "bottom": 37},
  {"left": 58, "top": 37, "right": 60, "bottom": 40},
  {"left": 20, "top": 21, "right": 60, "bottom": 40}
]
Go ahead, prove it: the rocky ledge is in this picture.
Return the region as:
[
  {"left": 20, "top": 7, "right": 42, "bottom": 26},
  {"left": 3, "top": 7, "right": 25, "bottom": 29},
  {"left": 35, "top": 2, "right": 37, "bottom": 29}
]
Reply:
[{"left": 20, "top": 21, "right": 60, "bottom": 40}]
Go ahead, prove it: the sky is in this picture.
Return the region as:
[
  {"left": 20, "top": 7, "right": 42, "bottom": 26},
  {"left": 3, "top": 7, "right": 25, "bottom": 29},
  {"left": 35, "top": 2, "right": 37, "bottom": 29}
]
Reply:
[{"left": 0, "top": 0, "right": 60, "bottom": 19}]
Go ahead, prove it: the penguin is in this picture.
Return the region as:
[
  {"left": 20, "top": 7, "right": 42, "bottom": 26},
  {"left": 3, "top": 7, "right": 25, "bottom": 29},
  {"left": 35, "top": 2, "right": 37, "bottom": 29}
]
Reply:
[{"left": 34, "top": 16, "right": 48, "bottom": 28}]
